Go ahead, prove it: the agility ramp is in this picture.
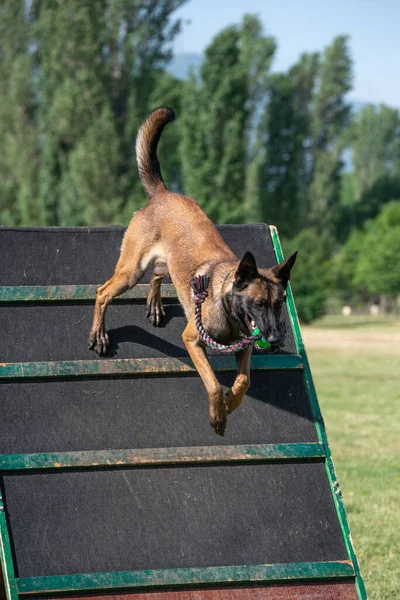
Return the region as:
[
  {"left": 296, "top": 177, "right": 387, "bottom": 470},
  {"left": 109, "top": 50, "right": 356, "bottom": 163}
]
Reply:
[{"left": 0, "top": 225, "right": 366, "bottom": 599}]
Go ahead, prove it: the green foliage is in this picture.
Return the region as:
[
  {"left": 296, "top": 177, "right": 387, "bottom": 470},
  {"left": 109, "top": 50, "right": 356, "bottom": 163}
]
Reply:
[
  {"left": 0, "top": 5, "right": 398, "bottom": 320},
  {"left": 332, "top": 227, "right": 366, "bottom": 302},
  {"left": 334, "top": 202, "right": 400, "bottom": 300},
  {"left": 283, "top": 229, "right": 334, "bottom": 323},
  {"left": 355, "top": 202, "right": 400, "bottom": 296},
  {"left": 0, "top": 0, "right": 186, "bottom": 226},
  {"left": 309, "top": 36, "right": 352, "bottom": 233},
  {"left": 335, "top": 105, "right": 400, "bottom": 238},
  {"left": 180, "top": 15, "right": 275, "bottom": 223},
  {"left": 352, "top": 104, "right": 400, "bottom": 201},
  {"left": 256, "top": 52, "right": 319, "bottom": 237},
  {"left": 0, "top": 1, "right": 39, "bottom": 225}
]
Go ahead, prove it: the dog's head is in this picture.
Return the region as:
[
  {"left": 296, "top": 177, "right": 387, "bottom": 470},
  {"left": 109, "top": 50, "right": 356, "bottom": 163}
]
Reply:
[{"left": 230, "top": 250, "right": 297, "bottom": 349}]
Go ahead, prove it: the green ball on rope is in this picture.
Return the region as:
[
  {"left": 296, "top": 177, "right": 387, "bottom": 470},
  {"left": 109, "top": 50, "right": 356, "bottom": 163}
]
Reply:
[{"left": 251, "top": 327, "right": 270, "bottom": 349}]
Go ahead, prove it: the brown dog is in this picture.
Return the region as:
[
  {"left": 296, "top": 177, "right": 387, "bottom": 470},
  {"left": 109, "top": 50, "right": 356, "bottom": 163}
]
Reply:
[{"left": 88, "top": 107, "right": 297, "bottom": 436}]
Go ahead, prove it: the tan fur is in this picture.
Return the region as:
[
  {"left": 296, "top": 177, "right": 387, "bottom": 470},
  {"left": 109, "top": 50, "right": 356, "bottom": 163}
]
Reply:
[{"left": 89, "top": 107, "right": 296, "bottom": 436}]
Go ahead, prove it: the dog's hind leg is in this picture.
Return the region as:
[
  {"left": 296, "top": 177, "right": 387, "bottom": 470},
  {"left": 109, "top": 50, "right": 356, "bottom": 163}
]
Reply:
[
  {"left": 224, "top": 347, "right": 252, "bottom": 414},
  {"left": 146, "top": 259, "right": 169, "bottom": 326}
]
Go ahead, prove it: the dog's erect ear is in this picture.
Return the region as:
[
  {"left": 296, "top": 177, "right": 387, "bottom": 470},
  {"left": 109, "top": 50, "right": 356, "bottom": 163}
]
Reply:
[
  {"left": 272, "top": 251, "right": 298, "bottom": 288},
  {"left": 234, "top": 251, "right": 259, "bottom": 289}
]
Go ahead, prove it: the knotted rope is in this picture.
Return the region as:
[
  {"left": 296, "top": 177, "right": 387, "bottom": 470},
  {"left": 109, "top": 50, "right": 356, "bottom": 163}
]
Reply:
[{"left": 190, "top": 274, "right": 262, "bottom": 354}]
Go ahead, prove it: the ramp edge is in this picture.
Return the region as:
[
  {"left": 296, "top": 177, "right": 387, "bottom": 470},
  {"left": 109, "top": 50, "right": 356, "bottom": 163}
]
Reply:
[
  {"left": 269, "top": 226, "right": 367, "bottom": 600},
  {"left": 16, "top": 561, "right": 355, "bottom": 594}
]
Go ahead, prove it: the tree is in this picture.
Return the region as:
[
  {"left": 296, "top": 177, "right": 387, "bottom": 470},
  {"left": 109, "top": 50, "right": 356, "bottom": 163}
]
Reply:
[
  {"left": 0, "top": 1, "right": 39, "bottom": 225},
  {"left": 239, "top": 15, "right": 276, "bottom": 220},
  {"left": 255, "top": 52, "right": 319, "bottom": 237},
  {"left": 309, "top": 36, "right": 352, "bottom": 233},
  {"left": 32, "top": 0, "right": 116, "bottom": 225},
  {"left": 331, "top": 227, "right": 366, "bottom": 302},
  {"left": 0, "top": 0, "right": 187, "bottom": 226},
  {"left": 180, "top": 15, "right": 275, "bottom": 223},
  {"left": 283, "top": 229, "right": 334, "bottom": 323},
  {"left": 334, "top": 202, "right": 400, "bottom": 306},
  {"left": 352, "top": 104, "right": 400, "bottom": 200},
  {"left": 335, "top": 104, "right": 400, "bottom": 238},
  {"left": 355, "top": 202, "right": 400, "bottom": 298}
]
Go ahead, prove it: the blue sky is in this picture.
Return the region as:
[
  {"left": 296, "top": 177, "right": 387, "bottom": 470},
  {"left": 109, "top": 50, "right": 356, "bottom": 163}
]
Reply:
[{"left": 173, "top": 0, "right": 400, "bottom": 107}]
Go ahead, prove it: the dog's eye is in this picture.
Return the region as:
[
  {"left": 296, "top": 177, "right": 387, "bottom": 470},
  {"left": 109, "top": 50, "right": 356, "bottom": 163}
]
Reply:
[{"left": 254, "top": 300, "right": 265, "bottom": 309}]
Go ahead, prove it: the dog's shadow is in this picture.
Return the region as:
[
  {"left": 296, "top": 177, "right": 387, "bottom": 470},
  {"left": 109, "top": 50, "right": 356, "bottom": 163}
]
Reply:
[
  {"left": 105, "top": 325, "right": 185, "bottom": 358},
  {"left": 105, "top": 303, "right": 184, "bottom": 357},
  {"left": 104, "top": 318, "right": 313, "bottom": 423}
]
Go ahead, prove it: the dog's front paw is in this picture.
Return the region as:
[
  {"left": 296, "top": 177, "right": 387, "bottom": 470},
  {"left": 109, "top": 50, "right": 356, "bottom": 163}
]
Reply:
[
  {"left": 210, "top": 404, "right": 227, "bottom": 437},
  {"left": 224, "top": 375, "right": 249, "bottom": 414},
  {"left": 88, "top": 330, "right": 110, "bottom": 356}
]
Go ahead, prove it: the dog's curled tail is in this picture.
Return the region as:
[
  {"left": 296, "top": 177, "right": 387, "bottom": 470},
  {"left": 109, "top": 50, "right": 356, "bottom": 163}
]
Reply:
[{"left": 136, "top": 106, "right": 175, "bottom": 198}]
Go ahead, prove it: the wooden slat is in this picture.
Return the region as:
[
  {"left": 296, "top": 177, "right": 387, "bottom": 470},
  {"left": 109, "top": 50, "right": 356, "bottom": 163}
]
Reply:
[{"left": 41, "top": 582, "right": 359, "bottom": 599}]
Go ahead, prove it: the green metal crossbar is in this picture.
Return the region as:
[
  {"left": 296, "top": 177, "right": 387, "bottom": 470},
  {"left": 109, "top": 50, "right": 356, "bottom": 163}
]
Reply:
[
  {"left": 0, "top": 284, "right": 177, "bottom": 302},
  {"left": 0, "top": 443, "right": 325, "bottom": 472},
  {"left": 0, "top": 354, "right": 303, "bottom": 379},
  {"left": 270, "top": 226, "right": 367, "bottom": 600},
  {"left": 16, "top": 560, "right": 355, "bottom": 594}
]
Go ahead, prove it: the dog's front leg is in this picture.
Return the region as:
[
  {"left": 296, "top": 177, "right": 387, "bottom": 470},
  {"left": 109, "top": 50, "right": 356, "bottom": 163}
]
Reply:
[
  {"left": 182, "top": 317, "right": 227, "bottom": 436},
  {"left": 224, "top": 347, "right": 252, "bottom": 414}
]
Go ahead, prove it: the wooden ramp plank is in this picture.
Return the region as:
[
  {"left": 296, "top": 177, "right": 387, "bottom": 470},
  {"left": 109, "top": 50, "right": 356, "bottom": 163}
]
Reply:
[{"left": 43, "top": 583, "right": 359, "bottom": 599}]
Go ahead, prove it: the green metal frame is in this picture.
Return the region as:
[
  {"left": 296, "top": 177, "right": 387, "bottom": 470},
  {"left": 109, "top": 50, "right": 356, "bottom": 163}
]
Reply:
[
  {"left": 0, "top": 284, "right": 177, "bottom": 303},
  {"left": 0, "top": 492, "right": 18, "bottom": 600},
  {"left": 0, "top": 354, "right": 302, "bottom": 379},
  {"left": 269, "top": 225, "right": 367, "bottom": 600},
  {"left": 16, "top": 561, "right": 354, "bottom": 594},
  {"left": 0, "top": 443, "right": 325, "bottom": 472},
  {"left": 0, "top": 225, "right": 366, "bottom": 598}
]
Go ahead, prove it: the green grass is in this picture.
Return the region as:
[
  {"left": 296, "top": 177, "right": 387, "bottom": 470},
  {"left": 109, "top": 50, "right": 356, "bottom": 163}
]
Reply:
[
  {"left": 303, "top": 315, "right": 400, "bottom": 599},
  {"left": 312, "top": 313, "right": 400, "bottom": 331}
]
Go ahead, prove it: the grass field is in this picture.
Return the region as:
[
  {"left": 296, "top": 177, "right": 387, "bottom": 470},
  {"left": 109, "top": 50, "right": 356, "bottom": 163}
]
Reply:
[{"left": 302, "top": 315, "right": 399, "bottom": 599}]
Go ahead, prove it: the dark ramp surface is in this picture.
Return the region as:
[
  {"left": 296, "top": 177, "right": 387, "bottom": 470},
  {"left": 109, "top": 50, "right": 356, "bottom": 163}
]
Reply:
[
  {"left": 0, "top": 371, "right": 316, "bottom": 454},
  {"left": 0, "top": 224, "right": 276, "bottom": 285},
  {"left": 0, "top": 302, "right": 295, "bottom": 361},
  {"left": 3, "top": 463, "right": 347, "bottom": 578},
  {"left": 0, "top": 224, "right": 296, "bottom": 356},
  {"left": 0, "top": 226, "right": 361, "bottom": 598}
]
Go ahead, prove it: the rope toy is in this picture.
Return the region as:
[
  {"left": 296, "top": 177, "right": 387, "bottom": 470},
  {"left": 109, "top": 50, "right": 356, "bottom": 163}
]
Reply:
[{"left": 190, "top": 274, "right": 269, "bottom": 354}]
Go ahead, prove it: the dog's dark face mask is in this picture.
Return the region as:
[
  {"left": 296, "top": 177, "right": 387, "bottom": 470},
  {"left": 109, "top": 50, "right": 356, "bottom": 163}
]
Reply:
[{"left": 230, "top": 250, "right": 297, "bottom": 349}]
